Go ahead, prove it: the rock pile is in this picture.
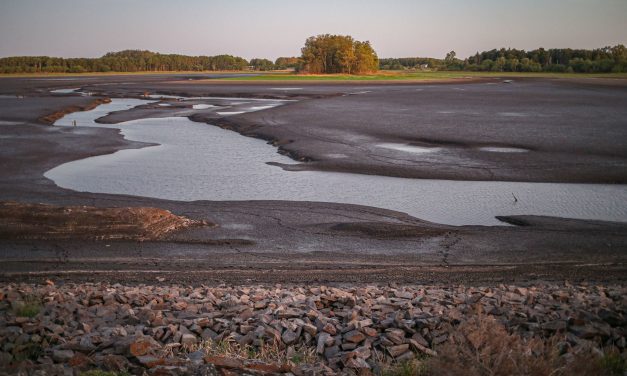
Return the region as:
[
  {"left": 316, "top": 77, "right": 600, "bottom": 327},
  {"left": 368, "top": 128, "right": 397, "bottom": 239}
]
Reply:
[{"left": 0, "top": 282, "right": 624, "bottom": 375}]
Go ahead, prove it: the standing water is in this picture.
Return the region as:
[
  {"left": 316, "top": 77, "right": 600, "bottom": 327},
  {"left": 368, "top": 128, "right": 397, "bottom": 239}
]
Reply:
[{"left": 45, "top": 98, "right": 627, "bottom": 226}]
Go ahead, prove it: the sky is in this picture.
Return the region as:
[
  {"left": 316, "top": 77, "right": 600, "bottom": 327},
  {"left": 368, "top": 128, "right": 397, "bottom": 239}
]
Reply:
[{"left": 1, "top": 0, "right": 626, "bottom": 60}]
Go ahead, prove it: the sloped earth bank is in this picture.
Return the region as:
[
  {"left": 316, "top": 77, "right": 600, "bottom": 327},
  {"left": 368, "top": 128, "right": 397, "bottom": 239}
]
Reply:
[
  {"left": 0, "top": 201, "right": 207, "bottom": 241},
  {"left": 0, "top": 75, "right": 626, "bottom": 285},
  {"left": 0, "top": 282, "right": 624, "bottom": 375}
]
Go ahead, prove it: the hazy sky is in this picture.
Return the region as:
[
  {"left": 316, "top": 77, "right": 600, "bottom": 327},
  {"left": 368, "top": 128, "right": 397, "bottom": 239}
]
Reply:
[{"left": 1, "top": 0, "right": 626, "bottom": 59}]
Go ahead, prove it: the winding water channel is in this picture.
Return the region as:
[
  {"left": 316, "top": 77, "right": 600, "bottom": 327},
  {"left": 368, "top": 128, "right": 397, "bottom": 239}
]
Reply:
[{"left": 44, "top": 98, "right": 627, "bottom": 226}]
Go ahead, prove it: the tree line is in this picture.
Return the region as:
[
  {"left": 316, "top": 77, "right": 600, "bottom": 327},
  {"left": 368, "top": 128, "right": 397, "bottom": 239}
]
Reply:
[
  {"left": 0, "top": 49, "right": 305, "bottom": 74},
  {"left": 0, "top": 35, "right": 378, "bottom": 75},
  {"left": 380, "top": 45, "right": 627, "bottom": 73},
  {"left": 0, "top": 50, "right": 251, "bottom": 73},
  {"left": 2, "top": 42, "right": 625, "bottom": 74}
]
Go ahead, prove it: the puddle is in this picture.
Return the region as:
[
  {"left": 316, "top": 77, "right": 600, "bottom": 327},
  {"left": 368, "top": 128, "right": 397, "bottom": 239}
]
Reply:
[
  {"left": 44, "top": 98, "right": 627, "bottom": 226},
  {"left": 216, "top": 111, "right": 246, "bottom": 116},
  {"left": 248, "top": 105, "right": 278, "bottom": 111},
  {"left": 325, "top": 153, "right": 349, "bottom": 159},
  {"left": 192, "top": 104, "right": 216, "bottom": 110},
  {"left": 498, "top": 112, "right": 528, "bottom": 117},
  {"left": 53, "top": 99, "right": 156, "bottom": 126},
  {"left": 377, "top": 143, "right": 441, "bottom": 154},
  {"left": 479, "top": 147, "right": 529, "bottom": 153},
  {"left": 147, "top": 94, "right": 292, "bottom": 102},
  {"left": 51, "top": 88, "right": 80, "bottom": 94},
  {"left": 158, "top": 103, "right": 172, "bottom": 107}
]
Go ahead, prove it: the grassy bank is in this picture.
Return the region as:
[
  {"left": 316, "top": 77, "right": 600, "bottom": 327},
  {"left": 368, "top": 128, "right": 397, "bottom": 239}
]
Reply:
[
  {"left": 214, "top": 70, "right": 627, "bottom": 81},
  {"left": 2, "top": 70, "right": 626, "bottom": 81}
]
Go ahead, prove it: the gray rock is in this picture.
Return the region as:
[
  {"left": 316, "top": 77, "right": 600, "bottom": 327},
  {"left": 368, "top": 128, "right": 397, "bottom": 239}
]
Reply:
[{"left": 52, "top": 349, "right": 74, "bottom": 363}]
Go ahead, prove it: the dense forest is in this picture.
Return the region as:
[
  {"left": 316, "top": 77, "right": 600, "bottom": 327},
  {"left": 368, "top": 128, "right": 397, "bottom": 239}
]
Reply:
[
  {"left": 300, "top": 34, "right": 379, "bottom": 74},
  {"left": 380, "top": 45, "right": 627, "bottom": 73},
  {"left": 0, "top": 50, "right": 250, "bottom": 73}
]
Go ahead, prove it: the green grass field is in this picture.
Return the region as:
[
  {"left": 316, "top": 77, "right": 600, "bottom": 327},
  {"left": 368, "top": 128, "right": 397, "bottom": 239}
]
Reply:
[
  {"left": 1, "top": 70, "right": 625, "bottom": 81},
  {"left": 216, "top": 71, "right": 627, "bottom": 81}
]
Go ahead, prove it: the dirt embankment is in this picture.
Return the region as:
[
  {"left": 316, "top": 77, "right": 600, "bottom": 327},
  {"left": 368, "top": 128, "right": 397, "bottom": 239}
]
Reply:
[
  {"left": 38, "top": 98, "right": 111, "bottom": 125},
  {"left": 0, "top": 201, "right": 208, "bottom": 241}
]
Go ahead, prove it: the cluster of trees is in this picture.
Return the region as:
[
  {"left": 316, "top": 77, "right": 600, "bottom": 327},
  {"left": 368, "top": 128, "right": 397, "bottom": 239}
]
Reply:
[
  {"left": 460, "top": 45, "right": 627, "bottom": 73},
  {"left": 380, "top": 45, "right": 627, "bottom": 73},
  {"left": 274, "top": 57, "right": 301, "bottom": 70},
  {"left": 0, "top": 50, "right": 249, "bottom": 73},
  {"left": 300, "top": 34, "right": 379, "bottom": 74}
]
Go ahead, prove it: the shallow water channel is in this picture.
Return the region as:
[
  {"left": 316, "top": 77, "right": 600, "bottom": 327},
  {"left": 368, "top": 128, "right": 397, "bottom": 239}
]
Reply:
[{"left": 44, "top": 98, "right": 627, "bottom": 226}]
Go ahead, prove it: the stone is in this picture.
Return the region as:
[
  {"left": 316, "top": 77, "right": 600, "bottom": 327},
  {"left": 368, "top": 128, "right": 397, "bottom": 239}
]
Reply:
[
  {"left": 322, "top": 323, "right": 337, "bottom": 335},
  {"left": 137, "top": 355, "right": 167, "bottom": 368},
  {"left": 384, "top": 328, "right": 406, "bottom": 345},
  {"left": 201, "top": 328, "right": 218, "bottom": 341},
  {"left": 181, "top": 333, "right": 197, "bottom": 346},
  {"left": 411, "top": 333, "right": 429, "bottom": 347},
  {"left": 101, "top": 354, "right": 131, "bottom": 372},
  {"left": 344, "top": 330, "right": 366, "bottom": 343},
  {"left": 409, "top": 339, "right": 437, "bottom": 357},
  {"left": 68, "top": 352, "right": 92, "bottom": 369},
  {"left": 317, "top": 333, "right": 331, "bottom": 355},
  {"left": 386, "top": 344, "right": 409, "bottom": 357},
  {"left": 324, "top": 345, "right": 340, "bottom": 359},
  {"left": 393, "top": 291, "right": 414, "bottom": 299},
  {"left": 129, "top": 336, "right": 162, "bottom": 357},
  {"left": 302, "top": 323, "right": 318, "bottom": 336},
  {"left": 345, "top": 356, "right": 370, "bottom": 369},
  {"left": 362, "top": 327, "right": 378, "bottom": 337},
  {"left": 52, "top": 349, "right": 74, "bottom": 363},
  {"left": 542, "top": 320, "right": 568, "bottom": 332},
  {"left": 204, "top": 355, "right": 244, "bottom": 369},
  {"left": 282, "top": 329, "right": 299, "bottom": 345}
]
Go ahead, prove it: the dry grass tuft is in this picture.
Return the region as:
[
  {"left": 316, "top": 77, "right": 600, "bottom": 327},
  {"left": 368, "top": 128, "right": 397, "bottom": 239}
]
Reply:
[
  {"left": 426, "top": 315, "right": 625, "bottom": 376},
  {"left": 193, "top": 336, "right": 318, "bottom": 366}
]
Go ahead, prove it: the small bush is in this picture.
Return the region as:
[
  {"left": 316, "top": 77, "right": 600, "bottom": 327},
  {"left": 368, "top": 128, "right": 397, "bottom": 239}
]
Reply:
[
  {"left": 598, "top": 351, "right": 627, "bottom": 375},
  {"left": 12, "top": 342, "right": 43, "bottom": 362},
  {"left": 12, "top": 296, "right": 42, "bottom": 318}
]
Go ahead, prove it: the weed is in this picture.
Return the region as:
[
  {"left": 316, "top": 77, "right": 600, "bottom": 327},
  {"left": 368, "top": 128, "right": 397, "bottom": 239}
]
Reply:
[
  {"left": 196, "top": 336, "right": 318, "bottom": 366},
  {"left": 12, "top": 295, "right": 42, "bottom": 318},
  {"left": 425, "top": 315, "right": 624, "bottom": 376},
  {"left": 12, "top": 342, "right": 43, "bottom": 362}
]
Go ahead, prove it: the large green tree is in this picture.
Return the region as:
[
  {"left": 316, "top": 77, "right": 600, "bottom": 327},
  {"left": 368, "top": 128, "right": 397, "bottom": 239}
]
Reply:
[{"left": 300, "top": 34, "right": 379, "bottom": 74}]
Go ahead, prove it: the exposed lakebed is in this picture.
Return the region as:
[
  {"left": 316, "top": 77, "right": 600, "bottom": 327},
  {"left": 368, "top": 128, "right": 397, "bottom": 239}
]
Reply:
[{"left": 44, "top": 98, "right": 627, "bottom": 226}]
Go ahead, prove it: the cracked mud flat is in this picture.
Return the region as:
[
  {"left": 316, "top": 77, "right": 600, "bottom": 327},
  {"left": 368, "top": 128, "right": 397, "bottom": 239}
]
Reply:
[{"left": 0, "top": 74, "right": 626, "bottom": 284}]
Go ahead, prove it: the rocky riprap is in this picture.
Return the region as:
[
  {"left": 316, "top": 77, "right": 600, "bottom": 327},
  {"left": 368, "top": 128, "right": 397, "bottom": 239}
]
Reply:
[{"left": 0, "top": 282, "right": 624, "bottom": 375}]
